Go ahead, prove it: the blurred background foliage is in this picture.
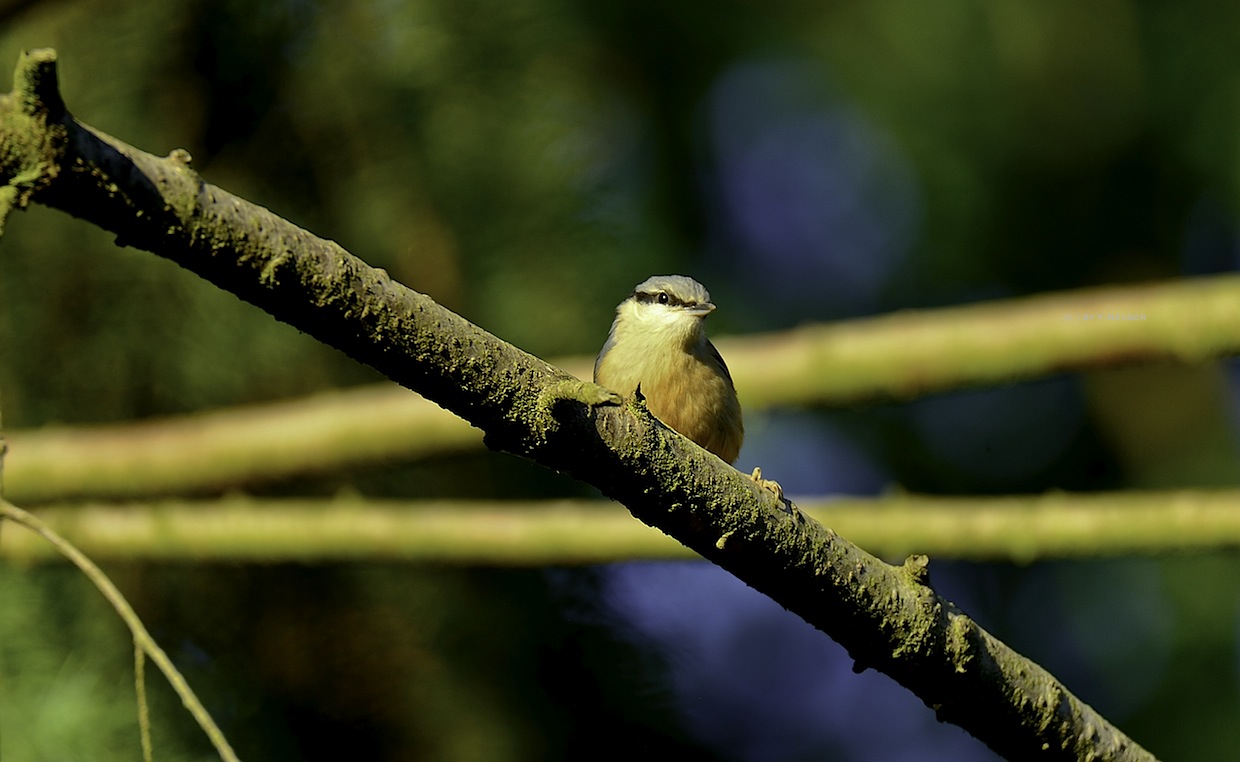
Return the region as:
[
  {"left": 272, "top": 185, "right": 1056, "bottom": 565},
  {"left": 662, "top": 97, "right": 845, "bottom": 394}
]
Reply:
[{"left": 1, "top": 0, "right": 1240, "bottom": 759}]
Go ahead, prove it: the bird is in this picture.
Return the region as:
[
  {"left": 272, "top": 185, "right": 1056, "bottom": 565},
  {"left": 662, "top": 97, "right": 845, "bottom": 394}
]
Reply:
[{"left": 594, "top": 275, "right": 744, "bottom": 464}]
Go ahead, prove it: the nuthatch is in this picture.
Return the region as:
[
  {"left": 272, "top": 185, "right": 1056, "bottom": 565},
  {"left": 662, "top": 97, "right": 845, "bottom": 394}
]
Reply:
[{"left": 594, "top": 275, "right": 744, "bottom": 464}]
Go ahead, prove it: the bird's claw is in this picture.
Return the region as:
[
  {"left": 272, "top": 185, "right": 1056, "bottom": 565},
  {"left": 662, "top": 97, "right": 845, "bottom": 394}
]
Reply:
[
  {"left": 749, "top": 466, "right": 784, "bottom": 501},
  {"left": 749, "top": 467, "right": 799, "bottom": 516}
]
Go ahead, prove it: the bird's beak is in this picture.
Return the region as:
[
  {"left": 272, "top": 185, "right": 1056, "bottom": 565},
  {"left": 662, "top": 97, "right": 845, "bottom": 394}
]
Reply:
[{"left": 687, "top": 302, "right": 716, "bottom": 317}]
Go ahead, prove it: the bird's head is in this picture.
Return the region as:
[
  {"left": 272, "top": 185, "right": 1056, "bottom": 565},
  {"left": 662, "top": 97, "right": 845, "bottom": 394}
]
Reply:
[{"left": 615, "top": 275, "right": 716, "bottom": 344}]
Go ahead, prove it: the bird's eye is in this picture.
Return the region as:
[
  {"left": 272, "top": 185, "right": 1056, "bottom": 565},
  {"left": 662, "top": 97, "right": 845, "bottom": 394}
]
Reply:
[{"left": 657, "top": 292, "right": 670, "bottom": 305}]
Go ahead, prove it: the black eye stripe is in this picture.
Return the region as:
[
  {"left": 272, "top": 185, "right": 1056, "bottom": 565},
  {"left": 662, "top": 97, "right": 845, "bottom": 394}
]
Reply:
[{"left": 634, "top": 291, "right": 691, "bottom": 308}]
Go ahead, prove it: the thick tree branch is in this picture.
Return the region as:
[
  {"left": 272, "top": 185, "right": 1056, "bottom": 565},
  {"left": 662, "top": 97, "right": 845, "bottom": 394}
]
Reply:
[
  {"left": 0, "top": 49, "right": 1153, "bottom": 760},
  {"left": 2, "top": 491, "right": 1239, "bottom": 564}
]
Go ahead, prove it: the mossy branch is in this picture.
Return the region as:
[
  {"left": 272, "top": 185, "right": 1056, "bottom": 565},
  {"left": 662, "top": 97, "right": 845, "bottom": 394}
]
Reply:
[{"left": 0, "top": 49, "right": 1155, "bottom": 760}]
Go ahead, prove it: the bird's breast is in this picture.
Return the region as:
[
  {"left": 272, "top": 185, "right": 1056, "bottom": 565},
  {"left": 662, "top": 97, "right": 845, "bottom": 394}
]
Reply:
[{"left": 594, "top": 339, "right": 743, "bottom": 463}]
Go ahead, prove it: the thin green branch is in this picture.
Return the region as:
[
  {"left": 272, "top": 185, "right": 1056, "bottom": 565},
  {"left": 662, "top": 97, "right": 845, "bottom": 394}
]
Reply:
[
  {"left": 720, "top": 277, "right": 1240, "bottom": 407},
  {"left": 3, "top": 491, "right": 1237, "bottom": 564},
  {"left": 0, "top": 500, "right": 239, "bottom": 762},
  {"left": 135, "top": 642, "right": 153, "bottom": 762},
  {"left": 3, "top": 385, "right": 481, "bottom": 503}
]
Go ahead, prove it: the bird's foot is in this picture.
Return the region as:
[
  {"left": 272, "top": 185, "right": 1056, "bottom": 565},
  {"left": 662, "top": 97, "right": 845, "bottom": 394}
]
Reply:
[
  {"left": 748, "top": 467, "right": 784, "bottom": 501},
  {"left": 491, "top": 378, "right": 622, "bottom": 454},
  {"left": 540, "top": 378, "right": 623, "bottom": 410},
  {"left": 749, "top": 467, "right": 800, "bottom": 517}
]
